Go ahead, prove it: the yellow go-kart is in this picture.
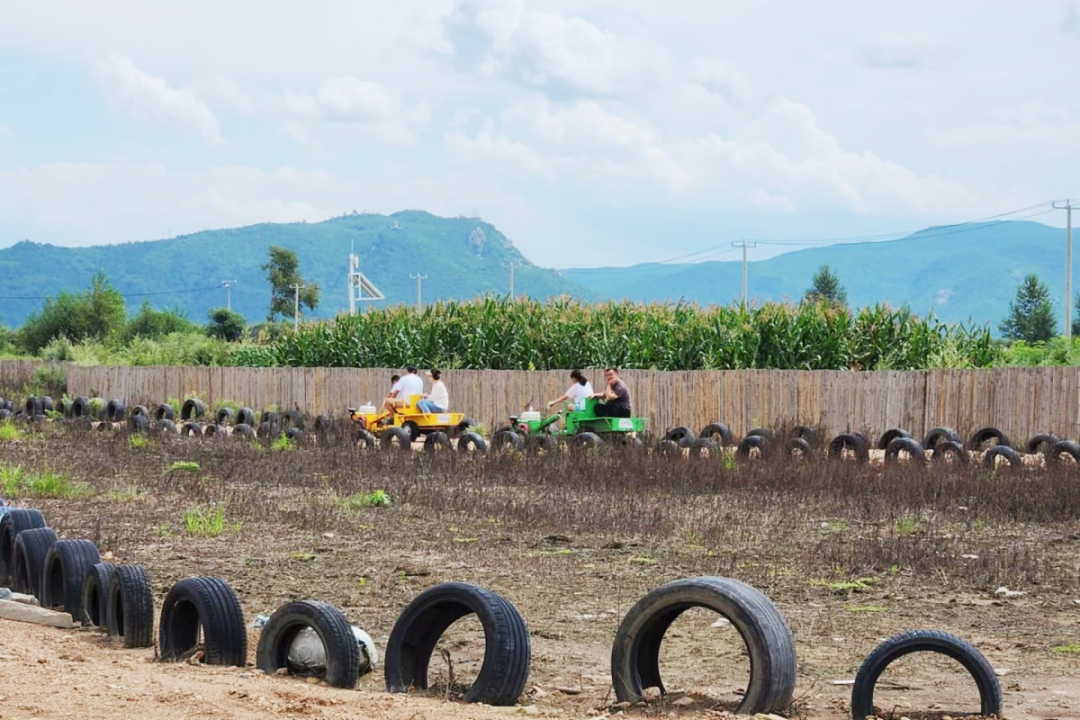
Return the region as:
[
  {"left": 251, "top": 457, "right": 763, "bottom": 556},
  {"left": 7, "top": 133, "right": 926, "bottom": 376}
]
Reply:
[{"left": 348, "top": 395, "right": 473, "bottom": 444}]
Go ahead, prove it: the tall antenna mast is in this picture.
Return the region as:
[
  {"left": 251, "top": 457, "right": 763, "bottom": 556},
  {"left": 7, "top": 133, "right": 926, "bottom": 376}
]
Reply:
[{"left": 348, "top": 243, "right": 384, "bottom": 315}]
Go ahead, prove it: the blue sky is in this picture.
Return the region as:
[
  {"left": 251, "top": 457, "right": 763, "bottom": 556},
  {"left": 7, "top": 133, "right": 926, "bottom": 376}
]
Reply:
[{"left": 2, "top": 0, "right": 1080, "bottom": 268}]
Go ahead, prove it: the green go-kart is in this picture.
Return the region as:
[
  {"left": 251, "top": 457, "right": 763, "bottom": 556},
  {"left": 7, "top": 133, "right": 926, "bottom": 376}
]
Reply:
[{"left": 492, "top": 397, "right": 647, "bottom": 451}]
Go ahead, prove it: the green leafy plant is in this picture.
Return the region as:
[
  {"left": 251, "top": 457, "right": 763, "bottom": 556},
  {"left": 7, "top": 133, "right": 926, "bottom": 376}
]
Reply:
[
  {"left": 167, "top": 461, "right": 201, "bottom": 473},
  {"left": 893, "top": 516, "right": 919, "bottom": 534},
  {"left": 0, "top": 422, "right": 21, "bottom": 442},
  {"left": 332, "top": 489, "right": 391, "bottom": 512},
  {"left": 271, "top": 434, "right": 295, "bottom": 451},
  {"left": 181, "top": 504, "right": 239, "bottom": 538},
  {"left": 1052, "top": 642, "right": 1080, "bottom": 656},
  {"left": 0, "top": 466, "right": 91, "bottom": 499},
  {"left": 811, "top": 577, "right": 876, "bottom": 595},
  {"left": 128, "top": 434, "right": 149, "bottom": 449}
]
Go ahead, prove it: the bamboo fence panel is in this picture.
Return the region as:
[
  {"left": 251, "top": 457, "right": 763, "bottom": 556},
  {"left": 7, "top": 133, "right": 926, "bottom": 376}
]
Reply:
[{"left": 58, "top": 363, "right": 1080, "bottom": 442}]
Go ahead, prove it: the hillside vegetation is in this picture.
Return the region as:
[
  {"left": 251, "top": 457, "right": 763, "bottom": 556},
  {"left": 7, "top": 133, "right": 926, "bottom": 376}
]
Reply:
[
  {"left": 0, "top": 211, "right": 588, "bottom": 327},
  {"left": 564, "top": 221, "right": 1075, "bottom": 329}
]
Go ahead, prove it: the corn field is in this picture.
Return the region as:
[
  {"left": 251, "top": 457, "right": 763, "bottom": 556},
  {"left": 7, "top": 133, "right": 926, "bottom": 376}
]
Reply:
[{"left": 231, "top": 298, "right": 996, "bottom": 371}]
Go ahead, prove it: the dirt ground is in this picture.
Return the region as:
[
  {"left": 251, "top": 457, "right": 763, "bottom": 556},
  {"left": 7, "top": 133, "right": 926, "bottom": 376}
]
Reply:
[{"left": 1, "top": 431, "right": 1079, "bottom": 719}]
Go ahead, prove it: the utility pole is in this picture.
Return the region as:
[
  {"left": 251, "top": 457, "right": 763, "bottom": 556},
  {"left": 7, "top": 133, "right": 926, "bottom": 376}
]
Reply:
[
  {"left": 221, "top": 280, "right": 237, "bottom": 311},
  {"left": 732, "top": 241, "right": 757, "bottom": 308},
  {"left": 289, "top": 284, "right": 306, "bottom": 329},
  {"left": 1054, "top": 199, "right": 1078, "bottom": 340},
  {"left": 409, "top": 273, "right": 428, "bottom": 310},
  {"left": 502, "top": 261, "right": 521, "bottom": 297}
]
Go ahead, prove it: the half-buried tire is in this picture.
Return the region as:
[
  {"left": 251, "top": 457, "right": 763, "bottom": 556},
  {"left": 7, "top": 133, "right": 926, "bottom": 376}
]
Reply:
[
  {"left": 1046, "top": 440, "right": 1080, "bottom": 468},
  {"left": 0, "top": 508, "right": 46, "bottom": 586},
  {"left": 154, "top": 403, "right": 176, "bottom": 422},
  {"left": 237, "top": 407, "right": 256, "bottom": 427},
  {"left": 983, "top": 445, "right": 1022, "bottom": 469},
  {"left": 968, "top": 426, "right": 1012, "bottom": 451},
  {"left": 884, "top": 437, "right": 926, "bottom": 465},
  {"left": 82, "top": 562, "right": 117, "bottom": 627},
  {"left": 40, "top": 539, "right": 101, "bottom": 622},
  {"left": 423, "top": 431, "right": 452, "bottom": 452},
  {"left": 160, "top": 576, "right": 247, "bottom": 666},
  {"left": 257, "top": 600, "right": 359, "bottom": 688},
  {"left": 877, "top": 428, "right": 911, "bottom": 450},
  {"left": 931, "top": 440, "right": 969, "bottom": 465},
  {"left": 457, "top": 431, "right": 486, "bottom": 454},
  {"left": 922, "top": 426, "right": 961, "bottom": 451},
  {"left": 829, "top": 433, "right": 869, "bottom": 465},
  {"left": 106, "top": 564, "right": 154, "bottom": 648},
  {"left": 181, "top": 398, "right": 206, "bottom": 421},
  {"left": 698, "top": 423, "right": 732, "bottom": 446},
  {"left": 12, "top": 527, "right": 57, "bottom": 597},
  {"left": 611, "top": 576, "right": 796, "bottom": 714},
  {"left": 385, "top": 583, "right": 530, "bottom": 705},
  {"left": 1025, "top": 433, "right": 1060, "bottom": 455},
  {"left": 381, "top": 427, "right": 413, "bottom": 452},
  {"left": 72, "top": 396, "right": 92, "bottom": 418},
  {"left": 663, "top": 426, "right": 696, "bottom": 447},
  {"left": 736, "top": 434, "right": 769, "bottom": 459},
  {"left": 851, "top": 629, "right": 1002, "bottom": 720},
  {"left": 232, "top": 423, "right": 255, "bottom": 440},
  {"left": 354, "top": 428, "right": 376, "bottom": 450}
]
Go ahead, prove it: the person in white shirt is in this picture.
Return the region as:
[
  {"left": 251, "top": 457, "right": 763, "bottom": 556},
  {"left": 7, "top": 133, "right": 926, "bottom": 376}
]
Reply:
[
  {"left": 383, "top": 366, "right": 425, "bottom": 413},
  {"left": 547, "top": 370, "right": 594, "bottom": 411},
  {"left": 417, "top": 370, "right": 449, "bottom": 413}
]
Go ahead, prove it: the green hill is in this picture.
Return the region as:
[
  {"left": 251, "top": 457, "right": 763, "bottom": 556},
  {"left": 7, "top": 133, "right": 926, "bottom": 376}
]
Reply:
[
  {"left": 564, "top": 221, "right": 1076, "bottom": 330},
  {"left": 0, "top": 211, "right": 590, "bottom": 327}
]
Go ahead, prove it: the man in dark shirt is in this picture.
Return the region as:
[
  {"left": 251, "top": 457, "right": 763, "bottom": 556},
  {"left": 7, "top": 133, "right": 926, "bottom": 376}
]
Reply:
[{"left": 592, "top": 367, "right": 632, "bottom": 418}]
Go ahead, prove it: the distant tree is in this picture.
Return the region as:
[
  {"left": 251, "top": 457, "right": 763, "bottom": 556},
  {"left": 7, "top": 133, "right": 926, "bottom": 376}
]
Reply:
[
  {"left": 0, "top": 324, "right": 14, "bottom": 354},
  {"left": 120, "top": 300, "right": 196, "bottom": 343},
  {"left": 804, "top": 264, "right": 848, "bottom": 306},
  {"left": 999, "top": 274, "right": 1056, "bottom": 343},
  {"left": 1073, "top": 292, "right": 1080, "bottom": 338},
  {"left": 206, "top": 307, "right": 246, "bottom": 342},
  {"left": 17, "top": 272, "right": 126, "bottom": 354},
  {"left": 262, "top": 246, "right": 319, "bottom": 322}
]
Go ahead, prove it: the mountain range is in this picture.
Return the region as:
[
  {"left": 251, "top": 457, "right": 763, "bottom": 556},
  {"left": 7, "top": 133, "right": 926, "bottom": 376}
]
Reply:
[{"left": 0, "top": 215, "right": 1074, "bottom": 332}]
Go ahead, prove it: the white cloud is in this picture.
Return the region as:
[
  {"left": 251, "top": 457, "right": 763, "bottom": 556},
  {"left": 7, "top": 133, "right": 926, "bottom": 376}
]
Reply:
[
  {"left": 281, "top": 77, "right": 429, "bottom": 144},
  {"left": 931, "top": 103, "right": 1080, "bottom": 151},
  {"left": 93, "top": 53, "right": 223, "bottom": 144}
]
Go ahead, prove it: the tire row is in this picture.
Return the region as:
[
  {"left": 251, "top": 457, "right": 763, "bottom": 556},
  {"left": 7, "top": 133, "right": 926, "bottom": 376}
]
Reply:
[{"left": 0, "top": 508, "right": 1005, "bottom": 718}]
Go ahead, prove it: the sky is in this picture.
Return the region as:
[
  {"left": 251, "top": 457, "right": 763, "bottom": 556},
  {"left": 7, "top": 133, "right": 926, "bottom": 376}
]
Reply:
[{"left": 2, "top": 0, "right": 1080, "bottom": 268}]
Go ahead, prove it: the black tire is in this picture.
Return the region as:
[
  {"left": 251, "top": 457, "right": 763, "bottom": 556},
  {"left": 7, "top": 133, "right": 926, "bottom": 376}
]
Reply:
[
  {"left": 571, "top": 432, "right": 603, "bottom": 449},
  {"left": 24, "top": 396, "right": 43, "bottom": 416},
  {"left": 154, "top": 403, "right": 176, "bottom": 421},
  {"left": 968, "top": 426, "right": 1012, "bottom": 451},
  {"left": 1046, "top": 439, "right": 1080, "bottom": 468},
  {"left": 40, "top": 539, "right": 101, "bottom": 622},
  {"left": 385, "top": 583, "right": 530, "bottom": 705},
  {"left": 257, "top": 421, "right": 280, "bottom": 440},
  {"left": 0, "top": 409, "right": 12, "bottom": 421},
  {"left": 455, "top": 417, "right": 477, "bottom": 438},
  {"left": 127, "top": 414, "right": 150, "bottom": 434},
  {"left": 492, "top": 429, "right": 523, "bottom": 452},
  {"left": 931, "top": 440, "right": 969, "bottom": 465},
  {"left": 922, "top": 426, "right": 961, "bottom": 451},
  {"left": 181, "top": 422, "right": 204, "bottom": 438},
  {"left": 106, "top": 564, "right": 154, "bottom": 648},
  {"left": 72, "top": 396, "right": 91, "bottom": 418},
  {"left": 154, "top": 419, "right": 178, "bottom": 434},
  {"left": 215, "top": 407, "right": 236, "bottom": 426},
  {"left": 746, "top": 427, "right": 775, "bottom": 441},
  {"left": 160, "top": 576, "right": 247, "bottom": 666},
  {"left": 232, "top": 423, "right": 255, "bottom": 440},
  {"left": 12, "top": 527, "right": 58, "bottom": 597},
  {"left": 57, "top": 397, "right": 73, "bottom": 417},
  {"left": 828, "top": 433, "right": 869, "bottom": 465},
  {"left": 656, "top": 439, "right": 681, "bottom": 456},
  {"left": 736, "top": 434, "right": 769, "bottom": 459},
  {"left": 457, "top": 431, "right": 487, "bottom": 454},
  {"left": 401, "top": 421, "right": 420, "bottom": 443},
  {"left": 382, "top": 426, "right": 413, "bottom": 451},
  {"left": 423, "top": 431, "right": 452, "bottom": 452},
  {"left": 793, "top": 425, "right": 817, "bottom": 447},
  {"left": 663, "top": 426, "right": 696, "bottom": 447},
  {"left": 82, "top": 562, "right": 116, "bottom": 627},
  {"left": 884, "top": 436, "right": 926, "bottom": 465},
  {"left": 1025, "top": 433, "right": 1060, "bottom": 455},
  {"left": 851, "top": 629, "right": 1002, "bottom": 720},
  {"left": 0, "top": 508, "right": 46, "bottom": 586},
  {"left": 282, "top": 409, "right": 305, "bottom": 431},
  {"left": 526, "top": 433, "right": 557, "bottom": 455},
  {"left": 611, "top": 576, "right": 796, "bottom": 713},
  {"left": 786, "top": 437, "right": 813, "bottom": 459},
  {"left": 354, "top": 428, "right": 376, "bottom": 450},
  {"left": 96, "top": 420, "right": 114, "bottom": 432},
  {"left": 105, "top": 399, "right": 125, "bottom": 422},
  {"left": 313, "top": 414, "right": 333, "bottom": 435},
  {"left": 41, "top": 396, "right": 54, "bottom": 413},
  {"left": 983, "top": 444, "right": 1022, "bottom": 469},
  {"left": 688, "top": 437, "right": 718, "bottom": 458},
  {"left": 877, "top": 428, "right": 911, "bottom": 450},
  {"left": 203, "top": 424, "right": 226, "bottom": 439},
  {"left": 257, "top": 600, "right": 360, "bottom": 688},
  {"left": 181, "top": 398, "right": 206, "bottom": 421},
  {"left": 237, "top": 407, "right": 256, "bottom": 427},
  {"left": 259, "top": 410, "right": 279, "bottom": 426},
  {"left": 699, "top": 423, "right": 733, "bottom": 446},
  {"left": 130, "top": 404, "right": 149, "bottom": 419},
  {"left": 284, "top": 427, "right": 305, "bottom": 443}
]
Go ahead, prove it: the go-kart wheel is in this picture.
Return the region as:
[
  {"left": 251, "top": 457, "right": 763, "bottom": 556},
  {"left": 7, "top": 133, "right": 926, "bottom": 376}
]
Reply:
[{"left": 402, "top": 421, "right": 419, "bottom": 443}]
